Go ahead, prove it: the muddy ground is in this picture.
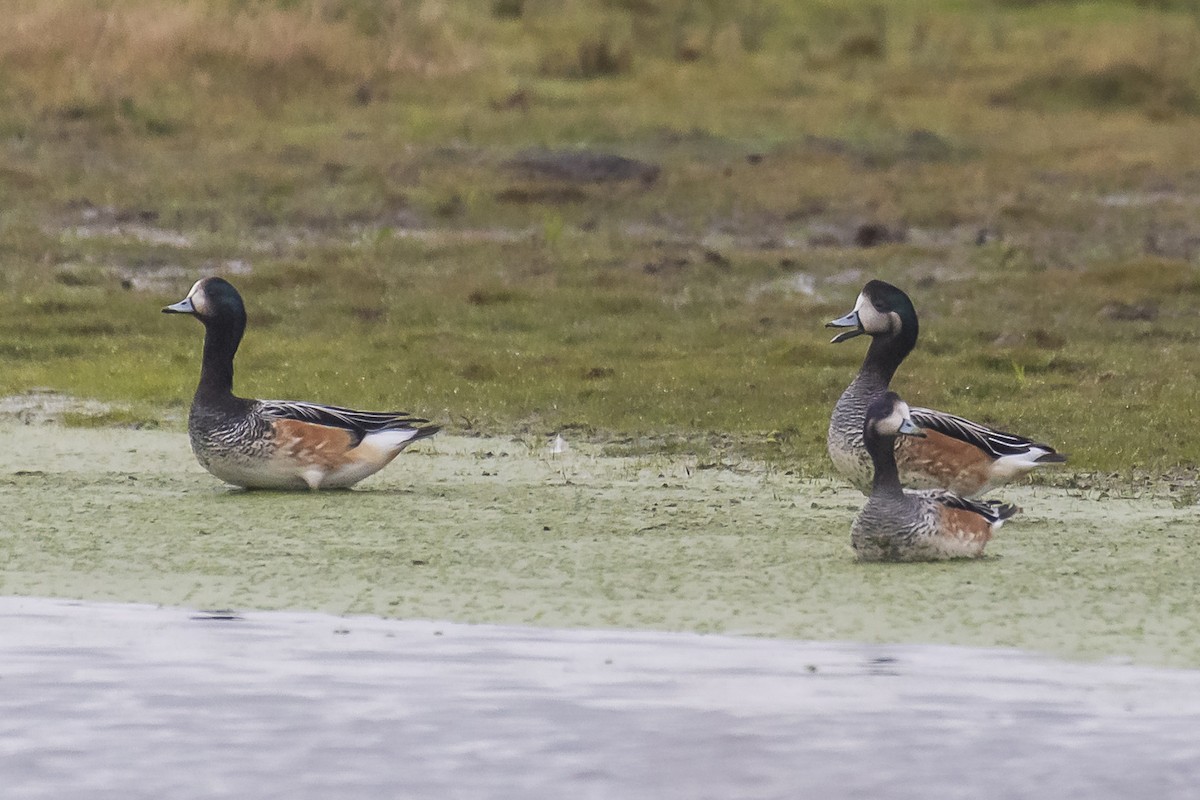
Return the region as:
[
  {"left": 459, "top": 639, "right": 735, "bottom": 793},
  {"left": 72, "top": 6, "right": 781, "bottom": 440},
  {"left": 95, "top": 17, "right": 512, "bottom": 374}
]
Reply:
[{"left": 2, "top": 423, "right": 1196, "bottom": 667}]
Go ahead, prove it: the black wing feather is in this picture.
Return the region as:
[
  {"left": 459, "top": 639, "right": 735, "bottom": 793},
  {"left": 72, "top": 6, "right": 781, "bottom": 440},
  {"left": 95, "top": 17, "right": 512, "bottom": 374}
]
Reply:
[
  {"left": 910, "top": 407, "right": 1061, "bottom": 461},
  {"left": 924, "top": 490, "right": 1019, "bottom": 524},
  {"left": 259, "top": 400, "right": 434, "bottom": 435}
]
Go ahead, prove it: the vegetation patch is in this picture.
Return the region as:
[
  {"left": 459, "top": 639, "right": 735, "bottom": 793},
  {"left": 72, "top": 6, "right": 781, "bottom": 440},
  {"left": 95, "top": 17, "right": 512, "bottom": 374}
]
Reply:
[
  {"left": 1002, "top": 61, "right": 1200, "bottom": 116},
  {"left": 0, "top": 0, "right": 1199, "bottom": 484}
]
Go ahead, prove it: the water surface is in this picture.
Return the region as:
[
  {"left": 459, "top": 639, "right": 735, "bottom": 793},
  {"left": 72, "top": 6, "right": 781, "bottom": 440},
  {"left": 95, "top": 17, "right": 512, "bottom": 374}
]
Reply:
[{"left": 2, "top": 596, "right": 1199, "bottom": 800}]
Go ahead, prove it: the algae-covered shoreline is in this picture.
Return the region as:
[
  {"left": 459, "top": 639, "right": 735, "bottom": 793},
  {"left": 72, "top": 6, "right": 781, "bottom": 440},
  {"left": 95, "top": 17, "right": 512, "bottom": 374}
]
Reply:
[{"left": 3, "top": 423, "right": 1196, "bottom": 668}]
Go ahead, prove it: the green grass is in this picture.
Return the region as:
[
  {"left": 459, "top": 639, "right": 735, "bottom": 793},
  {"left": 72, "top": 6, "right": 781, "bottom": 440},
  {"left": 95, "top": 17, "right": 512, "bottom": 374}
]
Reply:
[{"left": 2, "top": 0, "right": 1200, "bottom": 482}]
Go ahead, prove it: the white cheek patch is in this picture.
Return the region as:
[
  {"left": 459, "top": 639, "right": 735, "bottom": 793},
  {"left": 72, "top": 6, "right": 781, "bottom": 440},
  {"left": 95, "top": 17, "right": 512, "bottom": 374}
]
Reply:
[
  {"left": 187, "top": 280, "right": 209, "bottom": 315},
  {"left": 876, "top": 401, "right": 913, "bottom": 436},
  {"left": 855, "top": 294, "right": 892, "bottom": 334}
]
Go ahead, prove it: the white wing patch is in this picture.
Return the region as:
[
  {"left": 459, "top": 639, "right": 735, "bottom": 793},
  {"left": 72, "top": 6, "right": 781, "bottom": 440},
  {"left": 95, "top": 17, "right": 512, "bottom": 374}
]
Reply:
[{"left": 360, "top": 428, "right": 424, "bottom": 452}]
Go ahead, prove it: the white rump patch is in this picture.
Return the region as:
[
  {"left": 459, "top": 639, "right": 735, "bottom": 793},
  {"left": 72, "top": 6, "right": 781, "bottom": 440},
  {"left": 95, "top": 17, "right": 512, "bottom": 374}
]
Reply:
[
  {"left": 360, "top": 429, "right": 422, "bottom": 453},
  {"left": 990, "top": 450, "right": 1052, "bottom": 481}
]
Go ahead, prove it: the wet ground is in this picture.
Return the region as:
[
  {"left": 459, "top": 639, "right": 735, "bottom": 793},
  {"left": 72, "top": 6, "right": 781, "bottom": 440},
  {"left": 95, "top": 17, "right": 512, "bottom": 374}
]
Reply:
[
  {"left": 3, "top": 595, "right": 1200, "bottom": 800},
  {"left": 4, "top": 422, "right": 1200, "bottom": 797},
  {"left": 2, "top": 423, "right": 1198, "bottom": 666}
]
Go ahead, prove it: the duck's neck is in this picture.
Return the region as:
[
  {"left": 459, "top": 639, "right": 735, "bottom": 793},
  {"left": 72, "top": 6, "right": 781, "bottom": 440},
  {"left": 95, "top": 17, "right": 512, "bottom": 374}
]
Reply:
[
  {"left": 865, "top": 428, "right": 905, "bottom": 499},
  {"left": 856, "top": 328, "right": 917, "bottom": 390},
  {"left": 195, "top": 319, "right": 243, "bottom": 404}
]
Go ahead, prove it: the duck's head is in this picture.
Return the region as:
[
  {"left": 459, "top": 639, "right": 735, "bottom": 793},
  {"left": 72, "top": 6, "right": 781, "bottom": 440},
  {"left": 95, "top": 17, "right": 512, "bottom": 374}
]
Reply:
[
  {"left": 826, "top": 280, "right": 918, "bottom": 344},
  {"left": 163, "top": 277, "right": 246, "bottom": 327},
  {"left": 865, "top": 391, "right": 925, "bottom": 439}
]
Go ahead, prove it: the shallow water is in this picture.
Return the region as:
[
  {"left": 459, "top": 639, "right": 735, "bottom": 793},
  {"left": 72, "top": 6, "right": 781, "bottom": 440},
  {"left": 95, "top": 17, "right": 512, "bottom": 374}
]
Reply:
[
  {"left": 2, "top": 595, "right": 1199, "bottom": 800},
  {"left": 2, "top": 424, "right": 1199, "bottom": 666}
]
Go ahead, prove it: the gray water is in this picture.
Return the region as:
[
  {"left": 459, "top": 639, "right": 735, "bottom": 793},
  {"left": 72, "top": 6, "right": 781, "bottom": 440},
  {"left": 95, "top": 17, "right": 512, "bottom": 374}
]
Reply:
[{"left": 2, "top": 596, "right": 1198, "bottom": 800}]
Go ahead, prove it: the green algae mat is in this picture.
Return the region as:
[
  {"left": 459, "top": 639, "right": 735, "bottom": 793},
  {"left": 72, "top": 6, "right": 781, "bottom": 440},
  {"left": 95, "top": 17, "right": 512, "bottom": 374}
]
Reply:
[{"left": 2, "top": 424, "right": 1196, "bottom": 668}]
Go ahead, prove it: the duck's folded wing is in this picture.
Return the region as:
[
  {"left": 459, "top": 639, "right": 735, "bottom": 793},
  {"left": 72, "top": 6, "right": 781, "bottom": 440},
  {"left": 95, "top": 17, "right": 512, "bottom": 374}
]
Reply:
[
  {"left": 923, "top": 490, "right": 1019, "bottom": 524},
  {"left": 909, "top": 407, "right": 1064, "bottom": 462},
  {"left": 258, "top": 400, "right": 433, "bottom": 434}
]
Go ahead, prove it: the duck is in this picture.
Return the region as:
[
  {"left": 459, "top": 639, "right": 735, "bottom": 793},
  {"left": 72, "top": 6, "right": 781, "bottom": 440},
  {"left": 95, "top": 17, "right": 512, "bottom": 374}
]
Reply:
[
  {"left": 852, "top": 391, "right": 1017, "bottom": 561},
  {"left": 827, "top": 279, "right": 1064, "bottom": 497},
  {"left": 163, "top": 277, "right": 439, "bottom": 490}
]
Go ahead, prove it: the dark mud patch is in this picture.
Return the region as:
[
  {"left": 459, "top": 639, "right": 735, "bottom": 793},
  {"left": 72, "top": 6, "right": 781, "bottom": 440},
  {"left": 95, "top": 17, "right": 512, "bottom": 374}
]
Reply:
[
  {"left": 502, "top": 149, "right": 660, "bottom": 185},
  {"left": 495, "top": 185, "right": 589, "bottom": 205},
  {"left": 802, "top": 129, "right": 972, "bottom": 168}
]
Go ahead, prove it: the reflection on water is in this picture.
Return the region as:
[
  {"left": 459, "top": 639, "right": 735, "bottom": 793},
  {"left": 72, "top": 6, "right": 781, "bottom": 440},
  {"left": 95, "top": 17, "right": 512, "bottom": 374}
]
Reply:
[{"left": 2, "top": 596, "right": 1199, "bottom": 800}]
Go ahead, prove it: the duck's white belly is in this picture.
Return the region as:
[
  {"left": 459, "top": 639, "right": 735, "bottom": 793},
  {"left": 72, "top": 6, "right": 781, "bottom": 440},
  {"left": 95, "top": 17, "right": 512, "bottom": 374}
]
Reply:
[
  {"left": 193, "top": 447, "right": 312, "bottom": 490},
  {"left": 191, "top": 428, "right": 411, "bottom": 490}
]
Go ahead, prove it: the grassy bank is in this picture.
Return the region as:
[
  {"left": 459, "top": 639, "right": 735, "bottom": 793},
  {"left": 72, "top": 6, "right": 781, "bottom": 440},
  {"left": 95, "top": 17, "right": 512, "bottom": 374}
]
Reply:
[{"left": 2, "top": 0, "right": 1200, "bottom": 479}]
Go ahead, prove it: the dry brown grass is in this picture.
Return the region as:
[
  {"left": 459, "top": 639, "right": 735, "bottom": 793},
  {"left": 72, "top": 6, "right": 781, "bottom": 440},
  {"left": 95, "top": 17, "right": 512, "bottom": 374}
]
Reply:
[{"left": 0, "top": 0, "right": 479, "bottom": 113}]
